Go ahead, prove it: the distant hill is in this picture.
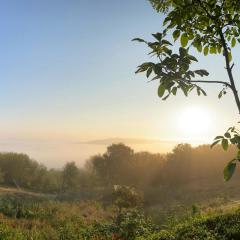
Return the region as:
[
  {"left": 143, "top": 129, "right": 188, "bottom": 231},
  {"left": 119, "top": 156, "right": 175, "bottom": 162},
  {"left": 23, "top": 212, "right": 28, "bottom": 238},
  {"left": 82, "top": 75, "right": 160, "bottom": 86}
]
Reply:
[{"left": 80, "top": 138, "right": 176, "bottom": 145}]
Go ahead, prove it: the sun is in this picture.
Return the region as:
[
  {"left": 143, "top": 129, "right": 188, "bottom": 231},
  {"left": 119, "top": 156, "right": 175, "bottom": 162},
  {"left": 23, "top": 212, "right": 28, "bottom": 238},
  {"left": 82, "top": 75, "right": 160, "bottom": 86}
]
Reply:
[{"left": 177, "top": 106, "right": 212, "bottom": 139}]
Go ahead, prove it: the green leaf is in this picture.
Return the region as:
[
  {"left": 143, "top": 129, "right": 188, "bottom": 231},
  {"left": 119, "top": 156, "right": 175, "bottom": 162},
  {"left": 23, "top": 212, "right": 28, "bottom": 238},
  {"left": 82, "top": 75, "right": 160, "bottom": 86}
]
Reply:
[
  {"left": 196, "top": 44, "right": 202, "bottom": 53},
  {"left": 218, "top": 91, "right": 223, "bottom": 99},
  {"left": 224, "top": 132, "right": 231, "bottom": 138},
  {"left": 231, "top": 37, "right": 237, "bottom": 48},
  {"left": 211, "top": 140, "right": 220, "bottom": 148},
  {"left": 173, "top": 30, "right": 180, "bottom": 41},
  {"left": 197, "top": 88, "right": 201, "bottom": 96},
  {"left": 203, "top": 46, "right": 209, "bottom": 56},
  {"left": 162, "top": 93, "right": 170, "bottom": 100},
  {"left": 180, "top": 33, "right": 188, "bottom": 47},
  {"left": 210, "top": 46, "right": 217, "bottom": 54},
  {"left": 224, "top": 160, "right": 236, "bottom": 181},
  {"left": 158, "top": 85, "right": 165, "bottom": 98},
  {"left": 200, "top": 89, "right": 207, "bottom": 96},
  {"left": 214, "top": 136, "right": 223, "bottom": 140},
  {"left": 217, "top": 45, "right": 222, "bottom": 54},
  {"left": 146, "top": 68, "right": 152, "bottom": 78},
  {"left": 162, "top": 39, "right": 172, "bottom": 46},
  {"left": 181, "top": 86, "right": 188, "bottom": 96},
  {"left": 188, "top": 55, "right": 198, "bottom": 62},
  {"left": 152, "top": 33, "right": 162, "bottom": 41},
  {"left": 132, "top": 38, "right": 145, "bottom": 43},
  {"left": 222, "top": 139, "right": 229, "bottom": 151},
  {"left": 172, "top": 87, "right": 177, "bottom": 95},
  {"left": 194, "top": 69, "right": 209, "bottom": 77},
  {"left": 228, "top": 52, "right": 232, "bottom": 62}
]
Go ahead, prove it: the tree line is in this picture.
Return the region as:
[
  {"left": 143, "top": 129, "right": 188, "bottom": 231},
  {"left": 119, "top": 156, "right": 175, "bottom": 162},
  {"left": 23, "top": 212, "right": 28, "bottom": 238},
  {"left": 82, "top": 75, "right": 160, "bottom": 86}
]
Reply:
[{"left": 0, "top": 143, "right": 237, "bottom": 198}]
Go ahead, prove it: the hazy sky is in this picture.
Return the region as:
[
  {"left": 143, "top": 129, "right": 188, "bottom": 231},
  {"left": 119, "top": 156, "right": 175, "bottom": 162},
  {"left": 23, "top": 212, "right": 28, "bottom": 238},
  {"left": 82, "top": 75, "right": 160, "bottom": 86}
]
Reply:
[{"left": 0, "top": 0, "right": 239, "bottom": 167}]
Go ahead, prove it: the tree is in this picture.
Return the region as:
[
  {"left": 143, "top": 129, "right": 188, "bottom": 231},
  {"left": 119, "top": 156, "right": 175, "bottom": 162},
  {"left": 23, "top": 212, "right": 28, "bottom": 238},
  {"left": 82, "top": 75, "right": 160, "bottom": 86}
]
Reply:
[
  {"left": 88, "top": 144, "right": 135, "bottom": 186},
  {"left": 113, "top": 185, "right": 143, "bottom": 213},
  {"left": 133, "top": 0, "right": 240, "bottom": 180},
  {"left": 61, "top": 162, "right": 79, "bottom": 192}
]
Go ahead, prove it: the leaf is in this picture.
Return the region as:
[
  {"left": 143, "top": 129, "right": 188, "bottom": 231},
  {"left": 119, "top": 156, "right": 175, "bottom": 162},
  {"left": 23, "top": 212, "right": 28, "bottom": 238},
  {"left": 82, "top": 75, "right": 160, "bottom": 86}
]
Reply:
[
  {"left": 211, "top": 140, "right": 220, "bottom": 148},
  {"left": 224, "top": 160, "right": 236, "bottom": 181},
  {"left": 222, "top": 139, "right": 229, "bottom": 151},
  {"left": 218, "top": 91, "right": 223, "bottom": 99},
  {"left": 217, "top": 45, "right": 222, "bottom": 54},
  {"left": 152, "top": 33, "right": 162, "bottom": 41},
  {"left": 210, "top": 46, "right": 217, "bottom": 54},
  {"left": 180, "top": 33, "right": 188, "bottom": 48},
  {"left": 203, "top": 46, "right": 209, "bottom": 56},
  {"left": 132, "top": 38, "right": 145, "bottom": 43},
  {"left": 231, "top": 37, "right": 237, "bottom": 48},
  {"left": 228, "top": 52, "right": 232, "bottom": 62},
  {"left": 162, "top": 40, "right": 172, "bottom": 46},
  {"left": 196, "top": 44, "right": 202, "bottom": 53},
  {"left": 188, "top": 55, "right": 198, "bottom": 62},
  {"left": 172, "top": 87, "right": 177, "bottom": 95},
  {"left": 173, "top": 30, "right": 180, "bottom": 41},
  {"left": 224, "top": 132, "right": 231, "bottom": 138},
  {"left": 214, "top": 136, "right": 223, "bottom": 140},
  {"left": 146, "top": 68, "right": 152, "bottom": 78},
  {"left": 162, "top": 93, "right": 170, "bottom": 100},
  {"left": 194, "top": 69, "right": 209, "bottom": 77},
  {"left": 200, "top": 89, "right": 207, "bottom": 96},
  {"left": 197, "top": 88, "right": 201, "bottom": 96},
  {"left": 181, "top": 85, "right": 188, "bottom": 96},
  {"left": 158, "top": 85, "right": 165, "bottom": 98}
]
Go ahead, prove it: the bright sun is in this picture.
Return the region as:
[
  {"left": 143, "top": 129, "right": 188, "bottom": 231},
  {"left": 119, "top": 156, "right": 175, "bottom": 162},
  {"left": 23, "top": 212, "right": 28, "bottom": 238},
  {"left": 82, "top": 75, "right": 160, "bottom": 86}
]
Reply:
[{"left": 178, "top": 106, "right": 212, "bottom": 138}]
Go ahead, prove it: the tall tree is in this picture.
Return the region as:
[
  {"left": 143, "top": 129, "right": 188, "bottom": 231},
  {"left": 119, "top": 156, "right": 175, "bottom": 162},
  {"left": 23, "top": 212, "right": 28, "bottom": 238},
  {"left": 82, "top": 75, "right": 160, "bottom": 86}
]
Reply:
[
  {"left": 61, "top": 162, "right": 79, "bottom": 192},
  {"left": 134, "top": 0, "right": 240, "bottom": 180},
  {"left": 88, "top": 144, "right": 134, "bottom": 186}
]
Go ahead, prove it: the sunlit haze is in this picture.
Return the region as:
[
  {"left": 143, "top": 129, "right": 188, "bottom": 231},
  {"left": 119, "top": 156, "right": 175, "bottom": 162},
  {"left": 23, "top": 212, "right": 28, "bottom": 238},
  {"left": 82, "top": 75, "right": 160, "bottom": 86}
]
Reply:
[
  {"left": 0, "top": 0, "right": 239, "bottom": 167},
  {"left": 177, "top": 106, "right": 212, "bottom": 140}
]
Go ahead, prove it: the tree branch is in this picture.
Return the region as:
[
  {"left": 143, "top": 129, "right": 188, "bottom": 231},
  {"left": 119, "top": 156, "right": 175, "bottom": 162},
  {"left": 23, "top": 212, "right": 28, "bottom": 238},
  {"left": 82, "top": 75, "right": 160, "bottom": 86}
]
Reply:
[
  {"left": 187, "top": 80, "right": 232, "bottom": 89},
  {"left": 219, "top": 29, "right": 240, "bottom": 114}
]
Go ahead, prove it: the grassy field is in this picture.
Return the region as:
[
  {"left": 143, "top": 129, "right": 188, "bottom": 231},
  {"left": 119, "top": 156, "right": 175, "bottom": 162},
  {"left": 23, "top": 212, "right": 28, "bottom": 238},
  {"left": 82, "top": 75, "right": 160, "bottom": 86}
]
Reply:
[{"left": 0, "top": 186, "right": 238, "bottom": 239}]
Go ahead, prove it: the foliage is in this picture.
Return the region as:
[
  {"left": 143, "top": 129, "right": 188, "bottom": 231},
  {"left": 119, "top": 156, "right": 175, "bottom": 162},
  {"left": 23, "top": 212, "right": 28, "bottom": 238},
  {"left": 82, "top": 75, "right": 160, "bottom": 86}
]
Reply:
[
  {"left": 0, "top": 143, "right": 238, "bottom": 208},
  {"left": 0, "top": 153, "right": 91, "bottom": 194},
  {"left": 88, "top": 144, "right": 135, "bottom": 186},
  {"left": 0, "top": 193, "right": 239, "bottom": 239},
  {"left": 135, "top": 0, "right": 240, "bottom": 179},
  {"left": 61, "top": 162, "right": 79, "bottom": 192},
  {"left": 113, "top": 185, "right": 143, "bottom": 212}
]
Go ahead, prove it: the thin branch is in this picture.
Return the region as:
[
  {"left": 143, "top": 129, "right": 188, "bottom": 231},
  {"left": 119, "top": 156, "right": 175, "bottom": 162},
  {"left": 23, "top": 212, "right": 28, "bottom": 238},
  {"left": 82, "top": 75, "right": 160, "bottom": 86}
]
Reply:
[{"left": 187, "top": 80, "right": 232, "bottom": 89}]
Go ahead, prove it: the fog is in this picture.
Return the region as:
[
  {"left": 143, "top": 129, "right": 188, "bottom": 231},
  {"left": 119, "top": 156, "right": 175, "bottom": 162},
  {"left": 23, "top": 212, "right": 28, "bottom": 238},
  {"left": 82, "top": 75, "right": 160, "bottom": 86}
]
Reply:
[{"left": 0, "top": 139, "right": 181, "bottom": 168}]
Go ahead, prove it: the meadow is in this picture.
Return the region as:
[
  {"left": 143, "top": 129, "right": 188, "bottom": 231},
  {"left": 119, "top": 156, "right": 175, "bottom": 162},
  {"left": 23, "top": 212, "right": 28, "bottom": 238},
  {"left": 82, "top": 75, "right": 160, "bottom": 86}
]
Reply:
[{"left": 0, "top": 190, "right": 239, "bottom": 239}]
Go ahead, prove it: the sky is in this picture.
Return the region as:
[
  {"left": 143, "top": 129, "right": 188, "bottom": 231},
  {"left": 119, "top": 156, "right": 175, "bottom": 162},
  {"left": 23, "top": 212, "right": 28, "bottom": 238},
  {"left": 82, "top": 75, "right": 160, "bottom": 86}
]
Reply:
[{"left": 0, "top": 0, "right": 239, "bottom": 167}]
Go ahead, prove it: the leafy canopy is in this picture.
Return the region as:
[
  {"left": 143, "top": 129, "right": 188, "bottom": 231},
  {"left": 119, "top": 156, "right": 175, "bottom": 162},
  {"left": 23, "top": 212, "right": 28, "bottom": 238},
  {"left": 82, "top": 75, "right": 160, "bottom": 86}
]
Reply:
[{"left": 134, "top": 0, "right": 240, "bottom": 180}]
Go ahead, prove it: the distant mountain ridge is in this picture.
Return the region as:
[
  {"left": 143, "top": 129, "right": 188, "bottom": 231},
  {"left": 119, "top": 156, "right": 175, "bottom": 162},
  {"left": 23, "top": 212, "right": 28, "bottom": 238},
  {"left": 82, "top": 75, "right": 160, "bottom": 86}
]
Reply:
[{"left": 80, "top": 138, "right": 176, "bottom": 145}]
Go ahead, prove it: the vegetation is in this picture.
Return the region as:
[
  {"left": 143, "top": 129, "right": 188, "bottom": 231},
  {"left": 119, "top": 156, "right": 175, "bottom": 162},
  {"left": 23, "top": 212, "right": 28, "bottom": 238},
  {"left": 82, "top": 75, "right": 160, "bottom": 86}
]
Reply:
[
  {"left": 0, "top": 143, "right": 239, "bottom": 204},
  {"left": 0, "top": 143, "right": 238, "bottom": 238},
  {"left": 0, "top": 190, "right": 237, "bottom": 239},
  {"left": 1, "top": 1, "right": 240, "bottom": 239},
  {"left": 134, "top": 0, "right": 240, "bottom": 179}
]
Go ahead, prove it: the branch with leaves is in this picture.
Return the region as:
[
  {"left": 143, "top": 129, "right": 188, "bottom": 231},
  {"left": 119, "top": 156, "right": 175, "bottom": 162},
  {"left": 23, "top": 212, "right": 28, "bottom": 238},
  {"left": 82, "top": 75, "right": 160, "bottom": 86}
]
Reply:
[{"left": 134, "top": 0, "right": 240, "bottom": 180}]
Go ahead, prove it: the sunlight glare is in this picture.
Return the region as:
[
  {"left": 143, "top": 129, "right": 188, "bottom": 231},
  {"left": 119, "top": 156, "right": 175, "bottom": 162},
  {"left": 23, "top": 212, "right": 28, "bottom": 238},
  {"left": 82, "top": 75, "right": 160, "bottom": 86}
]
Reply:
[{"left": 178, "top": 106, "right": 212, "bottom": 138}]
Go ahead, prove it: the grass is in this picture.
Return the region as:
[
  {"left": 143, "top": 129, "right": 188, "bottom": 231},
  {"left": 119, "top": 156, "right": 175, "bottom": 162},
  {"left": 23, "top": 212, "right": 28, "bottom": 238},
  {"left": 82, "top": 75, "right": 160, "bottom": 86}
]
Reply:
[{"left": 0, "top": 187, "right": 239, "bottom": 239}]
